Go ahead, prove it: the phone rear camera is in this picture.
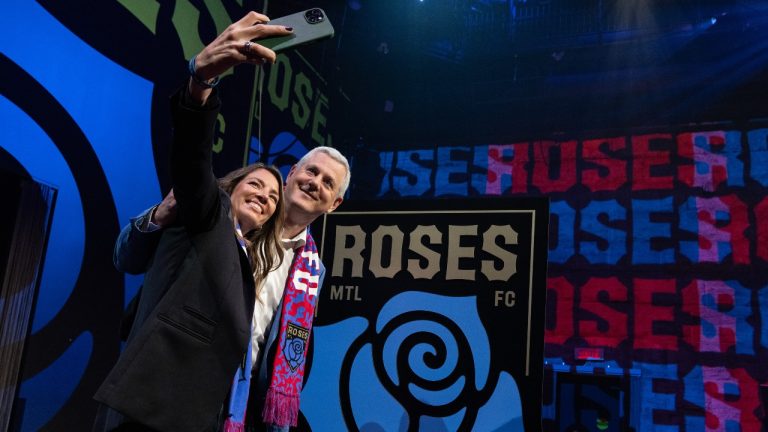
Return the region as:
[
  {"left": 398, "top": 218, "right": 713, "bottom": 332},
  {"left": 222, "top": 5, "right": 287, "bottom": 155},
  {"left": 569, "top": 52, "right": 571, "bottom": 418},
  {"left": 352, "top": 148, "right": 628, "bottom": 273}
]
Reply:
[{"left": 304, "top": 8, "right": 324, "bottom": 24}]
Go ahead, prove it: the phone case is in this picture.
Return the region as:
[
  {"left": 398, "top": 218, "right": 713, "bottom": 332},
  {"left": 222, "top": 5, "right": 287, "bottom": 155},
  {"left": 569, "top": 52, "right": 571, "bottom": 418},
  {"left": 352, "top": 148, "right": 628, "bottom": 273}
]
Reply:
[{"left": 258, "top": 8, "right": 335, "bottom": 53}]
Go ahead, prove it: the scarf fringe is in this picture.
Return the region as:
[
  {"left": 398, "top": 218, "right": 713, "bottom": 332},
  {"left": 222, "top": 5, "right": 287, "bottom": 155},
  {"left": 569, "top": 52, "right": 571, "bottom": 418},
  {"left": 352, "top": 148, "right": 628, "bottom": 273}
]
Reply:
[
  {"left": 222, "top": 418, "right": 245, "bottom": 432},
  {"left": 262, "top": 387, "right": 300, "bottom": 427}
]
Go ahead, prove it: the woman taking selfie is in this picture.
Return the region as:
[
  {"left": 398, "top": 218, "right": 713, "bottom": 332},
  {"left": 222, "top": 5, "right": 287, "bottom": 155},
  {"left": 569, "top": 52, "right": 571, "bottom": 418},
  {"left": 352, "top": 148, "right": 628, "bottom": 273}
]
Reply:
[{"left": 93, "top": 12, "right": 294, "bottom": 432}]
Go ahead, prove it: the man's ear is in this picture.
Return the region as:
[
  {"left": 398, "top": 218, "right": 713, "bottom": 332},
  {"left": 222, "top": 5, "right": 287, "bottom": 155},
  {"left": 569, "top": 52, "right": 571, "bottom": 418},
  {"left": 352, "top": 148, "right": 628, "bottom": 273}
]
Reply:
[
  {"left": 286, "top": 164, "right": 298, "bottom": 181},
  {"left": 327, "top": 196, "right": 343, "bottom": 214}
]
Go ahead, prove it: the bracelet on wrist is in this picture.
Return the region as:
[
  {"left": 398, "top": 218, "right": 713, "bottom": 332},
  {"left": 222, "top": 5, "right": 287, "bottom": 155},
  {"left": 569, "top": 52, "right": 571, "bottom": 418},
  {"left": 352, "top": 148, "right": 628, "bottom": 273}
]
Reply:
[{"left": 188, "top": 55, "right": 220, "bottom": 89}]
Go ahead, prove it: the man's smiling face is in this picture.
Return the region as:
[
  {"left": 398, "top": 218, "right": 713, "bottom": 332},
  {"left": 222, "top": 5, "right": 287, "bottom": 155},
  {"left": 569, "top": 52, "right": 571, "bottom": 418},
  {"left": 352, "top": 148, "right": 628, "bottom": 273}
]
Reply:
[{"left": 284, "top": 151, "right": 346, "bottom": 221}]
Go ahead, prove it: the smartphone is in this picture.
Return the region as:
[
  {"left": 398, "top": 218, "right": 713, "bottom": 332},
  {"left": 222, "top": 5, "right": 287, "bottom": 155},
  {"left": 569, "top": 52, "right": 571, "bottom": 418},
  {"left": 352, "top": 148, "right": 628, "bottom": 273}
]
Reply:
[{"left": 257, "top": 8, "right": 334, "bottom": 53}]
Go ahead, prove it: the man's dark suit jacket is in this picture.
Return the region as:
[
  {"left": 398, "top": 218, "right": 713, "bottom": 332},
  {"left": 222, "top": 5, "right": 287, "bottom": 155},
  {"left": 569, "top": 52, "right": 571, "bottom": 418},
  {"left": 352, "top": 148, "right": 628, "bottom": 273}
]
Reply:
[{"left": 95, "top": 90, "right": 256, "bottom": 432}]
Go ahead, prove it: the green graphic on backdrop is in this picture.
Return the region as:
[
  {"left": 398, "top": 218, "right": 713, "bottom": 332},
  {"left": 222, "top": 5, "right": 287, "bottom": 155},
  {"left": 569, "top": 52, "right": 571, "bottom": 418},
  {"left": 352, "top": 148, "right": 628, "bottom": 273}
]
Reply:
[{"left": 117, "top": 0, "right": 236, "bottom": 78}]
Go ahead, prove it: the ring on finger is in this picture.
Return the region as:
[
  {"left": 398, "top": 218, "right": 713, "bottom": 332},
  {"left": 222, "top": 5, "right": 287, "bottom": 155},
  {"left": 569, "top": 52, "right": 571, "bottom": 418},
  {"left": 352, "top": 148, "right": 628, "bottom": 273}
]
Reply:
[{"left": 244, "top": 41, "right": 253, "bottom": 52}]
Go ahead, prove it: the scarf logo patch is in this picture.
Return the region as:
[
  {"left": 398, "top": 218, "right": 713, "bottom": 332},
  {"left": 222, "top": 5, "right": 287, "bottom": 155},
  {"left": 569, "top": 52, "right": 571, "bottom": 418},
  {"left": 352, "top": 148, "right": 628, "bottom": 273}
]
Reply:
[{"left": 283, "top": 322, "right": 310, "bottom": 372}]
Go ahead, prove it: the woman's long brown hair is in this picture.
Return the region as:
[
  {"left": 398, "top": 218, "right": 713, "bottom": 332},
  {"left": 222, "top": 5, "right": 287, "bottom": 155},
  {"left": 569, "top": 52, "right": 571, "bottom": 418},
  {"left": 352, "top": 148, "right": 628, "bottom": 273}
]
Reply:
[{"left": 218, "top": 163, "right": 285, "bottom": 297}]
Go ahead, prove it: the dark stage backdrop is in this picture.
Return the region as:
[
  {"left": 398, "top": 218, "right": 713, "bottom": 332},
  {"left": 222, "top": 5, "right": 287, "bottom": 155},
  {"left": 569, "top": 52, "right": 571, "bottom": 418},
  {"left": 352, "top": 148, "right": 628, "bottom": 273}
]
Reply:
[{"left": 304, "top": 198, "right": 549, "bottom": 431}]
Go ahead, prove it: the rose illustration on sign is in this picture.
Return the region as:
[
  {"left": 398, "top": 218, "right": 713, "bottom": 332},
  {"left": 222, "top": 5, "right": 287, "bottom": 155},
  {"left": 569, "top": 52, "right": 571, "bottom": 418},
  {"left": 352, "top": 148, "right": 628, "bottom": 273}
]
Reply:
[{"left": 302, "top": 291, "right": 523, "bottom": 430}]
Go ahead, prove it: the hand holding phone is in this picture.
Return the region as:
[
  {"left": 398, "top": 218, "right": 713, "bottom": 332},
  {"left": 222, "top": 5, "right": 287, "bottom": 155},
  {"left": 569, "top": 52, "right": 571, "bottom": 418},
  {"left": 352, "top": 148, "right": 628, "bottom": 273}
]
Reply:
[{"left": 257, "top": 8, "right": 335, "bottom": 53}]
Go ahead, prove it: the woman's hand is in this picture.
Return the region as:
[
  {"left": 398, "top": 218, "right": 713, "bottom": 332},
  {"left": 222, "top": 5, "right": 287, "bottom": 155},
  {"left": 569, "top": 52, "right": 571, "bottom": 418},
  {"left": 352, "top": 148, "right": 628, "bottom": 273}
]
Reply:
[{"left": 188, "top": 11, "right": 294, "bottom": 103}]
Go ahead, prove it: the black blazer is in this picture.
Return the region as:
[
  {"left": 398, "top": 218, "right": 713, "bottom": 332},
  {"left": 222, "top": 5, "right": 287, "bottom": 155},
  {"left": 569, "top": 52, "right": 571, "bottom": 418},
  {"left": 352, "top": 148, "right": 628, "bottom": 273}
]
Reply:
[{"left": 95, "top": 90, "right": 255, "bottom": 432}]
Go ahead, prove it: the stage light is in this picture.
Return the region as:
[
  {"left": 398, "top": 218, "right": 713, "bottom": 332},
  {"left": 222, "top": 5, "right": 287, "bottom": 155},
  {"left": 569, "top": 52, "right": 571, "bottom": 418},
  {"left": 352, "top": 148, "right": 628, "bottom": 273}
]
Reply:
[
  {"left": 596, "top": 416, "right": 609, "bottom": 431},
  {"left": 710, "top": 16, "right": 717, "bottom": 25},
  {"left": 574, "top": 347, "right": 604, "bottom": 361}
]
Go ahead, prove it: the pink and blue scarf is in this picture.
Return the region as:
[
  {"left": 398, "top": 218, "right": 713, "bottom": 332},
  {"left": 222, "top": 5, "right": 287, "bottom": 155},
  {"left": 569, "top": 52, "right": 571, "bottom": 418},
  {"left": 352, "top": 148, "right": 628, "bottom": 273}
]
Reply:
[{"left": 223, "top": 230, "right": 320, "bottom": 430}]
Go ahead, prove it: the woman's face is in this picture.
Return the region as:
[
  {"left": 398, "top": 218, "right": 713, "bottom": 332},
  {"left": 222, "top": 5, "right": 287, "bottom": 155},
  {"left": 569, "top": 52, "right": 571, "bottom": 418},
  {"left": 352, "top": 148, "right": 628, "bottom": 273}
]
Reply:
[{"left": 230, "top": 168, "right": 281, "bottom": 234}]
